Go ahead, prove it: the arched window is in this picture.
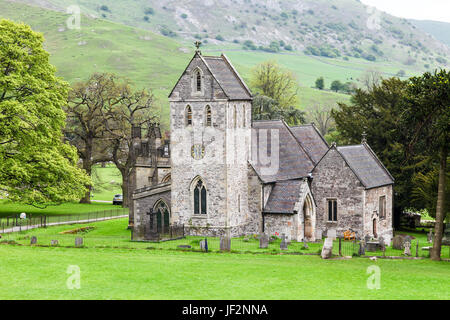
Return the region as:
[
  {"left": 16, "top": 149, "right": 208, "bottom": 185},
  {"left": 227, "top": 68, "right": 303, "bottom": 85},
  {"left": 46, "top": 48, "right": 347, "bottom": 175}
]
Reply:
[
  {"left": 205, "top": 105, "right": 212, "bottom": 127},
  {"left": 234, "top": 105, "right": 237, "bottom": 128},
  {"left": 185, "top": 105, "right": 192, "bottom": 126},
  {"left": 196, "top": 69, "right": 202, "bottom": 92},
  {"left": 193, "top": 178, "right": 207, "bottom": 215}
]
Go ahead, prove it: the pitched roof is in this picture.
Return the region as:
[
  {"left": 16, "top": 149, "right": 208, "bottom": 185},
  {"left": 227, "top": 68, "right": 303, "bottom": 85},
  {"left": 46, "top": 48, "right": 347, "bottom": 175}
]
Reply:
[
  {"left": 202, "top": 54, "right": 252, "bottom": 100},
  {"left": 251, "top": 120, "right": 315, "bottom": 183},
  {"left": 289, "top": 124, "right": 329, "bottom": 164},
  {"left": 336, "top": 144, "right": 394, "bottom": 189},
  {"left": 263, "top": 180, "right": 304, "bottom": 214}
]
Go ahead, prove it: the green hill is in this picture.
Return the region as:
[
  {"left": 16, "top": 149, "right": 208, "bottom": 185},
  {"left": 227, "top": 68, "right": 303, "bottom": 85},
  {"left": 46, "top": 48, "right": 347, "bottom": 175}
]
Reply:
[
  {"left": 411, "top": 19, "right": 450, "bottom": 48},
  {"left": 1, "top": 0, "right": 447, "bottom": 127}
]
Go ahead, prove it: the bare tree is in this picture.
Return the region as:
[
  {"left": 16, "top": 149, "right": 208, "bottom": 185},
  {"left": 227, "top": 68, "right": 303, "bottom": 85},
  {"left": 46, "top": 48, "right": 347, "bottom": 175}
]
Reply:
[
  {"left": 65, "top": 73, "right": 121, "bottom": 203},
  {"left": 311, "top": 104, "right": 335, "bottom": 136},
  {"left": 360, "top": 69, "right": 382, "bottom": 91}
]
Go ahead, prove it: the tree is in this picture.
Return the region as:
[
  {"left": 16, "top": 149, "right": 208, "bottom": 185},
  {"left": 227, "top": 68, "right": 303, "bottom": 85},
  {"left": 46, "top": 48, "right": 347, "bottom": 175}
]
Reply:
[
  {"left": 252, "top": 94, "right": 305, "bottom": 126},
  {"left": 402, "top": 69, "right": 450, "bottom": 260},
  {"left": 65, "top": 73, "right": 121, "bottom": 203},
  {"left": 330, "top": 80, "right": 343, "bottom": 92},
  {"left": 331, "top": 78, "right": 413, "bottom": 219},
  {"left": 360, "top": 69, "right": 382, "bottom": 90},
  {"left": 0, "top": 19, "right": 89, "bottom": 207},
  {"left": 103, "top": 80, "right": 156, "bottom": 209},
  {"left": 250, "top": 61, "right": 300, "bottom": 110},
  {"left": 315, "top": 77, "right": 325, "bottom": 90},
  {"left": 311, "top": 104, "right": 334, "bottom": 136}
]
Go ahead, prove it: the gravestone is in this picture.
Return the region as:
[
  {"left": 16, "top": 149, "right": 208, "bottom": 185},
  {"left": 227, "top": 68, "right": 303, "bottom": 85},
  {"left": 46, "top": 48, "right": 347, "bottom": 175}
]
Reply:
[
  {"left": 416, "top": 241, "right": 419, "bottom": 257},
  {"left": 51, "top": 240, "right": 59, "bottom": 246},
  {"left": 75, "top": 237, "right": 83, "bottom": 247},
  {"left": 302, "top": 239, "right": 309, "bottom": 250},
  {"left": 321, "top": 237, "right": 333, "bottom": 259},
  {"left": 358, "top": 240, "right": 366, "bottom": 255},
  {"left": 427, "top": 229, "right": 433, "bottom": 243},
  {"left": 30, "top": 236, "right": 37, "bottom": 245},
  {"left": 442, "top": 223, "right": 450, "bottom": 246},
  {"left": 280, "top": 234, "right": 288, "bottom": 250},
  {"left": 220, "top": 237, "right": 231, "bottom": 251},
  {"left": 366, "top": 241, "right": 379, "bottom": 252},
  {"left": 364, "top": 234, "right": 371, "bottom": 246},
  {"left": 403, "top": 241, "right": 411, "bottom": 256},
  {"left": 392, "top": 235, "right": 403, "bottom": 250},
  {"left": 177, "top": 245, "right": 191, "bottom": 249},
  {"left": 379, "top": 237, "right": 385, "bottom": 252},
  {"left": 200, "top": 239, "right": 208, "bottom": 252},
  {"left": 259, "top": 233, "right": 269, "bottom": 249}
]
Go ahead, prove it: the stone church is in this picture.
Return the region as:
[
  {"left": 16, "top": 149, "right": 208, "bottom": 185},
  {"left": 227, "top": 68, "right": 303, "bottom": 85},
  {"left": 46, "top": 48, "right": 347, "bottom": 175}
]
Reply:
[{"left": 131, "top": 50, "right": 394, "bottom": 242}]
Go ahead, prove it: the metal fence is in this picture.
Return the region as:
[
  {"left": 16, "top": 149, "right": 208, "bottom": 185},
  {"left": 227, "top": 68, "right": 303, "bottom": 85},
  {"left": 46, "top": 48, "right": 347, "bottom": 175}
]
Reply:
[{"left": 0, "top": 208, "right": 128, "bottom": 234}]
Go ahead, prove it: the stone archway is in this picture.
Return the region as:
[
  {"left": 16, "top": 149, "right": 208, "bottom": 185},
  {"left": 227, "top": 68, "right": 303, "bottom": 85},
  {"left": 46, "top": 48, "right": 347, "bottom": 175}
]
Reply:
[{"left": 303, "top": 194, "right": 314, "bottom": 240}]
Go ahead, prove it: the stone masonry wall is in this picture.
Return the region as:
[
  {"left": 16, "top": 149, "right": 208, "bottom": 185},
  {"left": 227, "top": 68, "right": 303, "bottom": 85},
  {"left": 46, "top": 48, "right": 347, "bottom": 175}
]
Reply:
[
  {"left": 363, "top": 185, "right": 393, "bottom": 239},
  {"left": 311, "top": 148, "right": 365, "bottom": 238}
]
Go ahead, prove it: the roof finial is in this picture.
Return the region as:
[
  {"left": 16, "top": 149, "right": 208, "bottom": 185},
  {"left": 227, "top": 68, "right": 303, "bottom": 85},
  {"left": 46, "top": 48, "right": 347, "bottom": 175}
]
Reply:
[
  {"left": 361, "top": 130, "right": 367, "bottom": 144},
  {"left": 194, "top": 40, "right": 202, "bottom": 54}
]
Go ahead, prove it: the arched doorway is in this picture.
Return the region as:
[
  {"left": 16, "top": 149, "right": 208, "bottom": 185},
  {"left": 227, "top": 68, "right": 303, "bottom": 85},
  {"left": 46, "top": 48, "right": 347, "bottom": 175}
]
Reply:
[
  {"left": 303, "top": 195, "right": 313, "bottom": 239},
  {"left": 153, "top": 199, "right": 170, "bottom": 234}
]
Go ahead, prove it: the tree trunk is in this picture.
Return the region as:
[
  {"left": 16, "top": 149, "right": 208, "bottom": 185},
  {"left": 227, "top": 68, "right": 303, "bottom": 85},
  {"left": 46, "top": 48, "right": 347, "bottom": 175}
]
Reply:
[
  {"left": 430, "top": 145, "right": 447, "bottom": 261},
  {"left": 79, "top": 157, "right": 92, "bottom": 204}
]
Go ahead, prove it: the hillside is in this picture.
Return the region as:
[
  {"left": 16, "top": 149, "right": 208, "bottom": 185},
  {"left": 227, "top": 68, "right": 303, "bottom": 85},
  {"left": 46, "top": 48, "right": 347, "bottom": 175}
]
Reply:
[
  {"left": 13, "top": 0, "right": 450, "bottom": 70},
  {"left": 411, "top": 19, "right": 450, "bottom": 48},
  {"left": 1, "top": 0, "right": 448, "bottom": 128}
]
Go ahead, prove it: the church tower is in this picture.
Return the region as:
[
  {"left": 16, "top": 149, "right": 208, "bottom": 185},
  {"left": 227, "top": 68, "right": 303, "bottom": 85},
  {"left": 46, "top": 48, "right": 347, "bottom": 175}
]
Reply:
[{"left": 168, "top": 48, "right": 253, "bottom": 237}]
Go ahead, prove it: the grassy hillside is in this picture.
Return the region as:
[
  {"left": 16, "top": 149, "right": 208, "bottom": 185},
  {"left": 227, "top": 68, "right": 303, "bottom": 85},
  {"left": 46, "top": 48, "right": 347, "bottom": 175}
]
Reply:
[
  {"left": 411, "top": 19, "right": 450, "bottom": 48},
  {"left": 0, "top": 0, "right": 440, "bottom": 127},
  {"left": 15, "top": 0, "right": 450, "bottom": 70}
]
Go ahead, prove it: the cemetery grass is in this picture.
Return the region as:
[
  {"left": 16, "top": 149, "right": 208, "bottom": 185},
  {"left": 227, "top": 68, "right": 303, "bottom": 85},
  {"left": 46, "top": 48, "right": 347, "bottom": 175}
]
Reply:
[{"left": 0, "top": 242, "right": 449, "bottom": 299}]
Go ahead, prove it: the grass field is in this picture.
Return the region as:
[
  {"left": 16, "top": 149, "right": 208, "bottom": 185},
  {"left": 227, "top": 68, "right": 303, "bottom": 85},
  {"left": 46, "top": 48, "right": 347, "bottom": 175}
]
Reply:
[
  {"left": 91, "top": 164, "right": 123, "bottom": 201},
  {"left": 0, "top": 242, "right": 449, "bottom": 299},
  {"left": 0, "top": 200, "right": 121, "bottom": 218}
]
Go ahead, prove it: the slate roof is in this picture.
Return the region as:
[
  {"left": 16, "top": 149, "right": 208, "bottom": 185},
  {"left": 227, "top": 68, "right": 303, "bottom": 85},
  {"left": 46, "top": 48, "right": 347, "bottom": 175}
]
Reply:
[
  {"left": 336, "top": 144, "right": 394, "bottom": 189},
  {"left": 263, "top": 180, "right": 304, "bottom": 214},
  {"left": 289, "top": 124, "right": 329, "bottom": 164},
  {"left": 251, "top": 120, "right": 315, "bottom": 183},
  {"left": 202, "top": 54, "right": 252, "bottom": 100}
]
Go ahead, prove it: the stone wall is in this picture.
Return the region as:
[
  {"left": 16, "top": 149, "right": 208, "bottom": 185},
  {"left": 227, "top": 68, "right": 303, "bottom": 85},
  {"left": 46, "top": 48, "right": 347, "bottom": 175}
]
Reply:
[
  {"left": 363, "top": 185, "right": 393, "bottom": 239},
  {"left": 311, "top": 148, "right": 365, "bottom": 238},
  {"left": 132, "top": 183, "right": 171, "bottom": 240},
  {"left": 263, "top": 213, "right": 295, "bottom": 240}
]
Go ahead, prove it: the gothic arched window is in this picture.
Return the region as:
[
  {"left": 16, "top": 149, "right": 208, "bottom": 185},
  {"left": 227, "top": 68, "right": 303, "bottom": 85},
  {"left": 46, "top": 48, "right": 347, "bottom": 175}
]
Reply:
[
  {"left": 185, "top": 105, "right": 192, "bottom": 126},
  {"left": 205, "top": 105, "right": 212, "bottom": 126},
  {"left": 193, "top": 178, "right": 207, "bottom": 215}
]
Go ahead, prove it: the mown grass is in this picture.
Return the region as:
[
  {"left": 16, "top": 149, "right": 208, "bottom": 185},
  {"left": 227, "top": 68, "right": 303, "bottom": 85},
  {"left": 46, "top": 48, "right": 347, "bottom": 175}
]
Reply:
[
  {"left": 0, "top": 241, "right": 449, "bottom": 299},
  {"left": 91, "top": 164, "right": 122, "bottom": 201},
  {"left": 0, "top": 200, "right": 123, "bottom": 218}
]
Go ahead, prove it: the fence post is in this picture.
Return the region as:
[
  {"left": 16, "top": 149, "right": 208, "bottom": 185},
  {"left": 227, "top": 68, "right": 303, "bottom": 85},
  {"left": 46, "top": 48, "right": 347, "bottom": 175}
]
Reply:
[{"left": 339, "top": 237, "right": 342, "bottom": 256}]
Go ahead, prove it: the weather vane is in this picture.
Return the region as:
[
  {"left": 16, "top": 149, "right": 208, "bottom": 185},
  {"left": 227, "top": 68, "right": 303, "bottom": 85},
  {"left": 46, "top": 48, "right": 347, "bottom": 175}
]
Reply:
[{"left": 194, "top": 40, "right": 202, "bottom": 53}]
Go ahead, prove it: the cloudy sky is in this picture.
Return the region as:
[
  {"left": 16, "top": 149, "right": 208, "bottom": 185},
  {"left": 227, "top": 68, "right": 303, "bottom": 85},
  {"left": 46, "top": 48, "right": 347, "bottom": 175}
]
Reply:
[{"left": 360, "top": 0, "right": 450, "bottom": 23}]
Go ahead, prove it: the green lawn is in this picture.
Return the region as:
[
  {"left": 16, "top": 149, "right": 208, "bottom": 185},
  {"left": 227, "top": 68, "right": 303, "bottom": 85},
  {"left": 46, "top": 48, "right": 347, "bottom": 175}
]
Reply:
[
  {"left": 91, "top": 164, "right": 123, "bottom": 201},
  {"left": 0, "top": 200, "right": 122, "bottom": 218},
  {"left": 0, "top": 243, "right": 448, "bottom": 299}
]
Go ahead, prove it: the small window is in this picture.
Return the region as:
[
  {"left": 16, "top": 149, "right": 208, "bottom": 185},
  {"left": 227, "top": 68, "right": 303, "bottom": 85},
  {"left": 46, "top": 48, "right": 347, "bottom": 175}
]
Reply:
[
  {"left": 205, "top": 105, "right": 212, "bottom": 126},
  {"left": 327, "top": 199, "right": 337, "bottom": 222},
  {"left": 196, "top": 70, "right": 201, "bottom": 92},
  {"left": 234, "top": 105, "right": 237, "bottom": 128},
  {"left": 185, "top": 105, "right": 192, "bottom": 126},
  {"left": 379, "top": 196, "right": 386, "bottom": 219},
  {"left": 242, "top": 105, "right": 246, "bottom": 127}
]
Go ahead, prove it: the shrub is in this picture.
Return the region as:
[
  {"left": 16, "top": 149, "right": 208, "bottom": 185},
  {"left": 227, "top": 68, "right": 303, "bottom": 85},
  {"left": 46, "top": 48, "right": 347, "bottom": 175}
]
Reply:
[
  {"left": 180, "top": 13, "right": 188, "bottom": 19},
  {"left": 315, "top": 77, "right": 325, "bottom": 90},
  {"left": 144, "top": 7, "right": 154, "bottom": 15},
  {"left": 143, "top": 16, "right": 149, "bottom": 22},
  {"left": 215, "top": 35, "right": 225, "bottom": 41},
  {"left": 100, "top": 5, "right": 110, "bottom": 12}
]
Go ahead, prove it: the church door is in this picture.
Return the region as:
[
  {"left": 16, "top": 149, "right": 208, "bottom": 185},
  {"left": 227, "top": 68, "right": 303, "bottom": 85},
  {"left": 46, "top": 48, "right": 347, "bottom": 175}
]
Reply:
[{"left": 303, "top": 196, "right": 313, "bottom": 239}]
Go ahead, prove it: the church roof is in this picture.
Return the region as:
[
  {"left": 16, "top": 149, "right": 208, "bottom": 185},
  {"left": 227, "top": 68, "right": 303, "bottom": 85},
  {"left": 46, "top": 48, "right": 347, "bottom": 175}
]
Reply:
[
  {"left": 251, "top": 120, "right": 315, "bottom": 183},
  {"left": 263, "top": 179, "right": 304, "bottom": 214},
  {"left": 289, "top": 124, "right": 329, "bottom": 164},
  {"left": 202, "top": 54, "right": 252, "bottom": 100},
  {"left": 336, "top": 144, "right": 394, "bottom": 189}
]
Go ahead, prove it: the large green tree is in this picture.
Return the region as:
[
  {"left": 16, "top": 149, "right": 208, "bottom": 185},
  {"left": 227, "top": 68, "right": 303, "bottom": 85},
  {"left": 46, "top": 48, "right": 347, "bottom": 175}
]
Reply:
[
  {"left": 0, "top": 19, "right": 89, "bottom": 207},
  {"left": 402, "top": 69, "right": 450, "bottom": 261}
]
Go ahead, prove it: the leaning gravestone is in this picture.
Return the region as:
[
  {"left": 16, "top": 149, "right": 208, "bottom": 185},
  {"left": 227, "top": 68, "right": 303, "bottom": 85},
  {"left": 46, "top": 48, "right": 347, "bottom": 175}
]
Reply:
[
  {"left": 327, "top": 229, "right": 336, "bottom": 240},
  {"left": 30, "top": 236, "right": 37, "bottom": 245},
  {"left": 259, "top": 233, "right": 269, "bottom": 249},
  {"left": 75, "top": 237, "right": 83, "bottom": 247},
  {"left": 321, "top": 237, "right": 333, "bottom": 259},
  {"left": 280, "top": 234, "right": 288, "bottom": 250},
  {"left": 220, "top": 236, "right": 231, "bottom": 251},
  {"left": 51, "top": 240, "right": 59, "bottom": 246},
  {"left": 358, "top": 240, "right": 366, "bottom": 256},
  {"left": 392, "top": 235, "right": 403, "bottom": 250},
  {"left": 403, "top": 241, "right": 411, "bottom": 256}
]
